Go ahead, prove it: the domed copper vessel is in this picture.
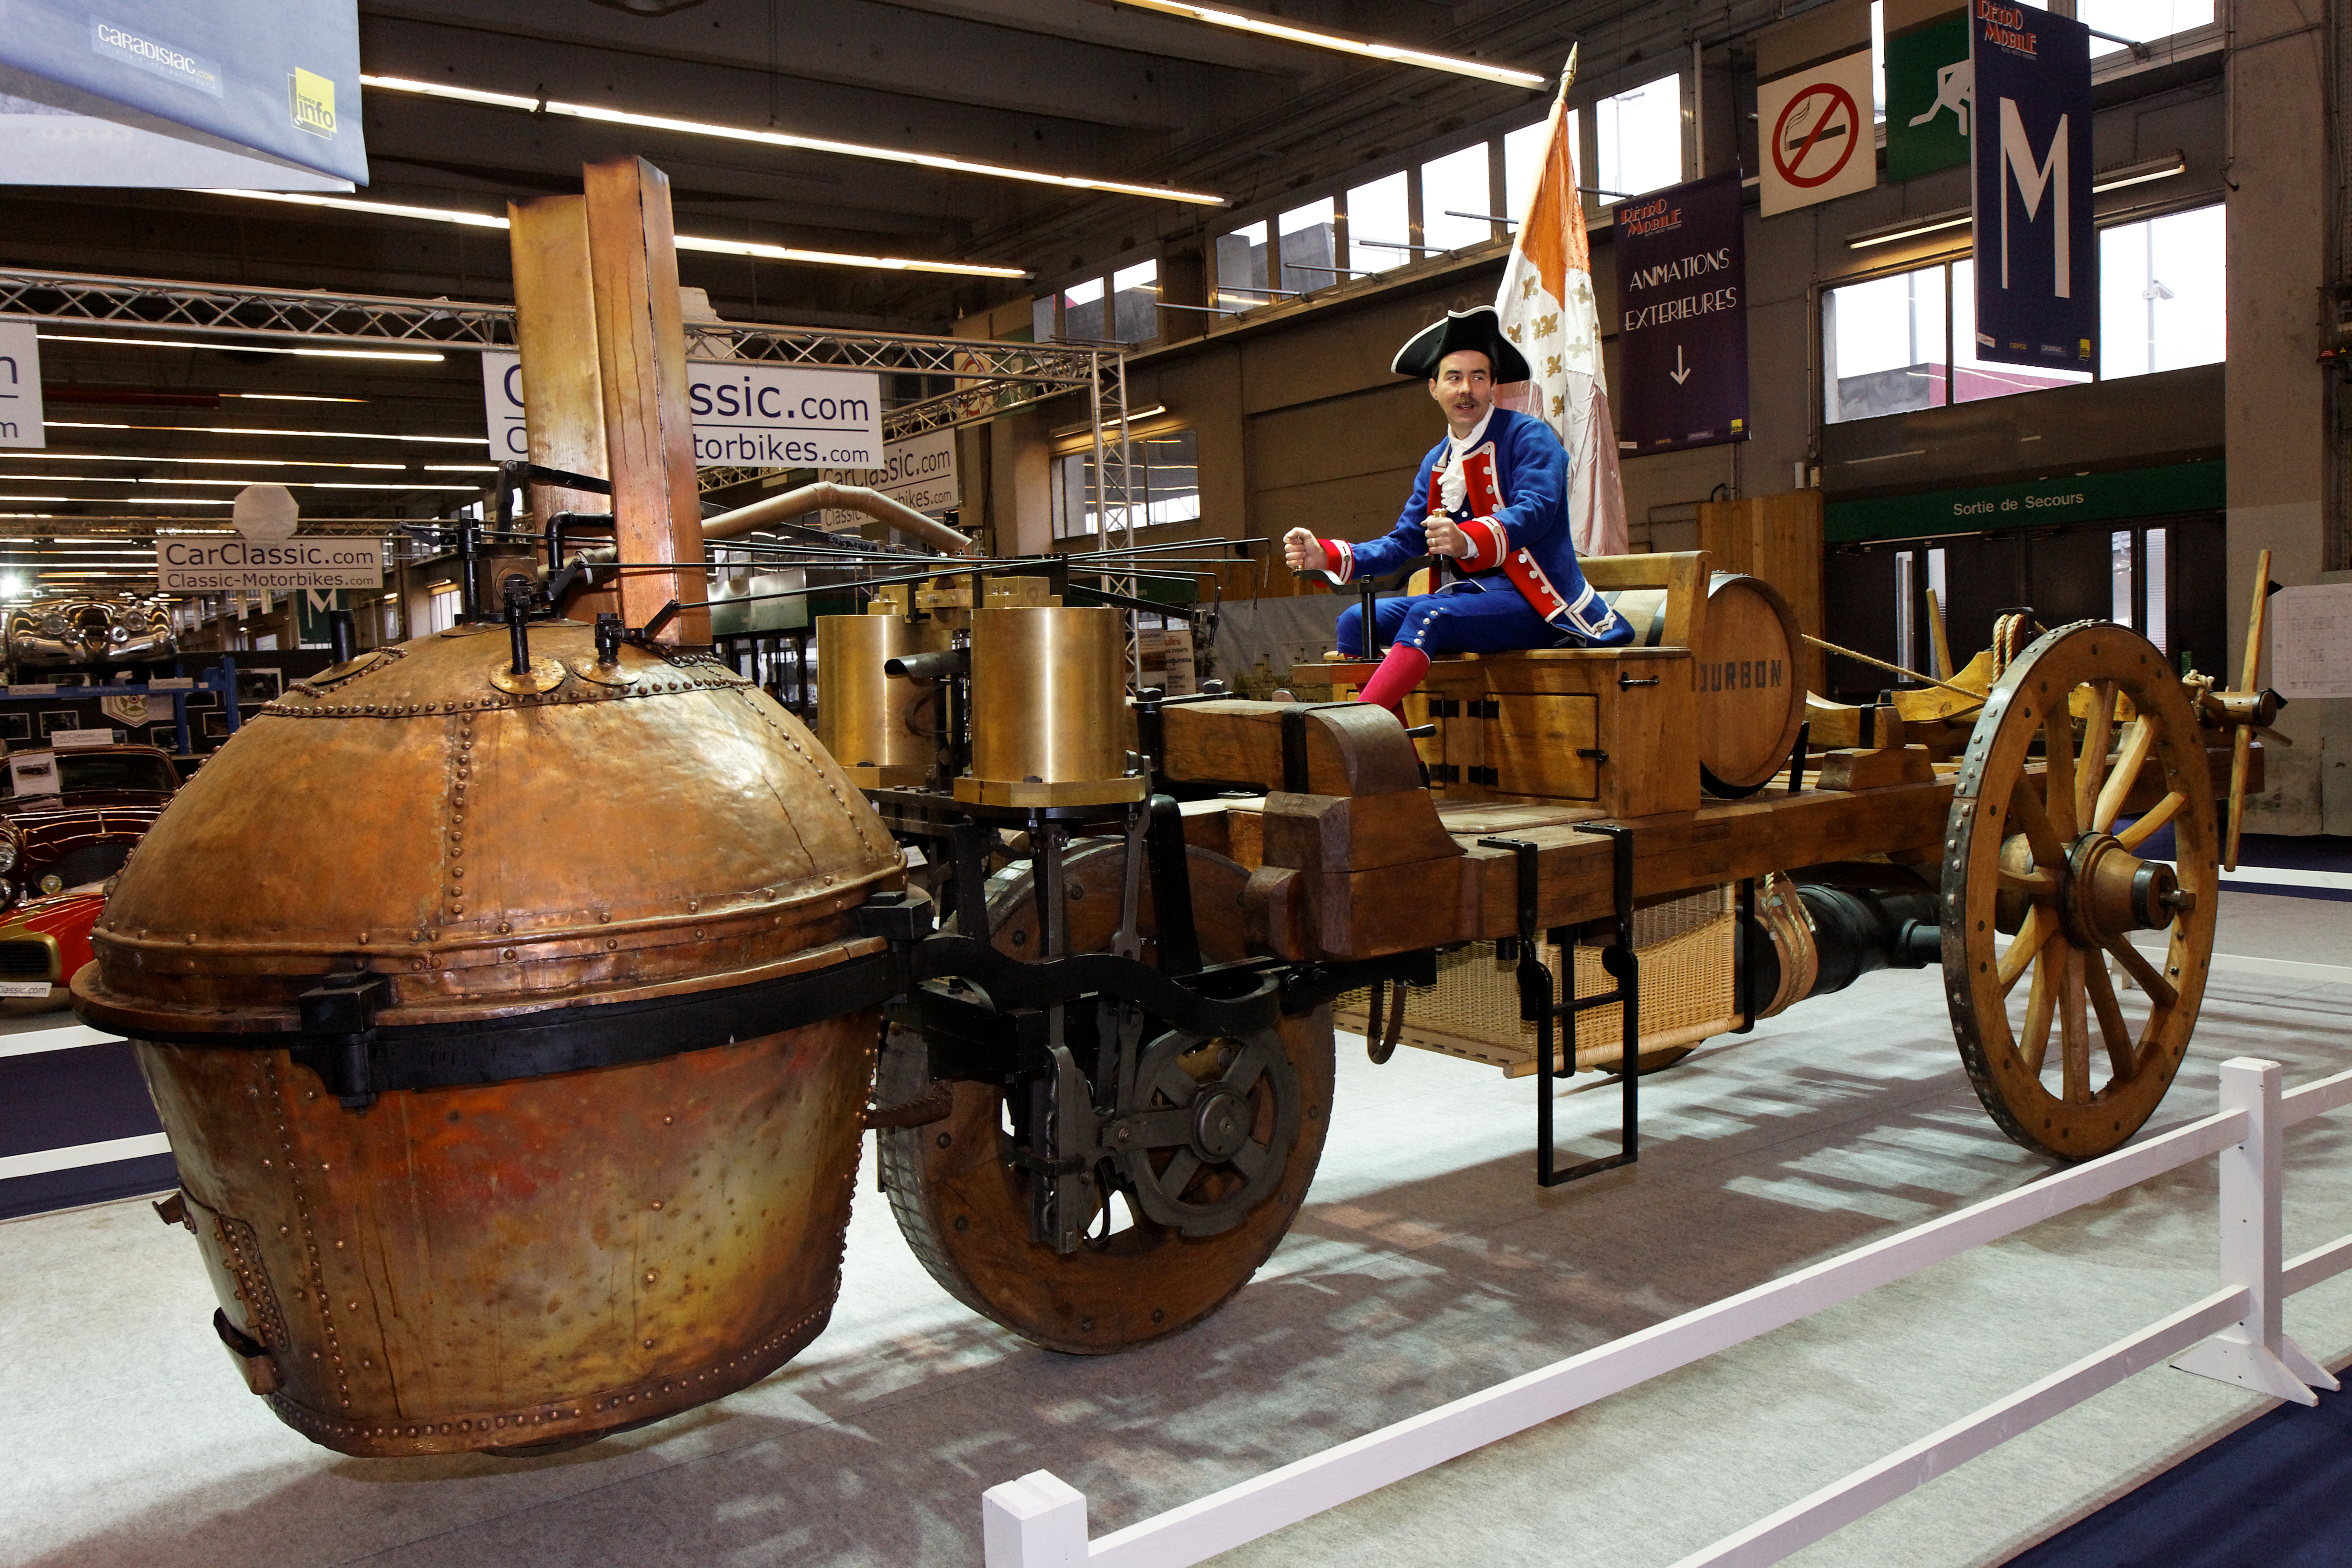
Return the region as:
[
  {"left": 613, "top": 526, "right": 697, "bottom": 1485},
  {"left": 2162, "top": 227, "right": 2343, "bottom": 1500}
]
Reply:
[{"left": 75, "top": 618, "right": 901, "bottom": 1456}]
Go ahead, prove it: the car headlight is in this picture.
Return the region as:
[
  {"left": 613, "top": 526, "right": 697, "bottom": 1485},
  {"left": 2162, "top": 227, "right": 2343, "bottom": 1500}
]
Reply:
[
  {"left": 38, "top": 874, "right": 62, "bottom": 896},
  {"left": 0, "top": 838, "right": 18, "bottom": 876}
]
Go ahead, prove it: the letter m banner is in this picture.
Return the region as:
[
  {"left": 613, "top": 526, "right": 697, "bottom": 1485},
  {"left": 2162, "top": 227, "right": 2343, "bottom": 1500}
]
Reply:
[{"left": 1970, "top": 3, "right": 2094, "bottom": 372}]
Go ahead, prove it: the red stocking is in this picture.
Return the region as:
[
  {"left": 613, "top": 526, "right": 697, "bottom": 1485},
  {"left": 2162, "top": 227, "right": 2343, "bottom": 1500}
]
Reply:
[{"left": 1353, "top": 642, "right": 1430, "bottom": 718}]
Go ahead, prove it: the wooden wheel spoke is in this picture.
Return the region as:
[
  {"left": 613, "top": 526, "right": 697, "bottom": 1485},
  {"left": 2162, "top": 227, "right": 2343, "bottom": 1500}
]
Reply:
[
  {"left": 2082, "top": 954, "right": 2138, "bottom": 1080},
  {"left": 1999, "top": 864, "right": 2058, "bottom": 896},
  {"left": 2106, "top": 939, "right": 2178, "bottom": 1009},
  {"left": 2076, "top": 681, "right": 2116, "bottom": 826},
  {"left": 2020, "top": 939, "right": 2061, "bottom": 1076},
  {"left": 2042, "top": 697, "right": 2080, "bottom": 841},
  {"left": 2009, "top": 780, "right": 2066, "bottom": 869},
  {"left": 2115, "top": 789, "right": 2184, "bottom": 850},
  {"left": 1997, "top": 905, "right": 2055, "bottom": 993},
  {"left": 2093, "top": 718, "right": 2155, "bottom": 834},
  {"left": 2059, "top": 947, "right": 2091, "bottom": 1104}
]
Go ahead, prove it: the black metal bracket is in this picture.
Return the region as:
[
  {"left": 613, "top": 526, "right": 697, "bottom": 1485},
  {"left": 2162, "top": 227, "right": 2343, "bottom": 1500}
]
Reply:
[
  {"left": 1144, "top": 793, "right": 1202, "bottom": 977},
  {"left": 1477, "top": 824, "right": 1641, "bottom": 1187},
  {"left": 1617, "top": 673, "right": 1661, "bottom": 689},
  {"left": 1787, "top": 719, "right": 1812, "bottom": 794},
  {"left": 1732, "top": 875, "right": 1758, "bottom": 1033}
]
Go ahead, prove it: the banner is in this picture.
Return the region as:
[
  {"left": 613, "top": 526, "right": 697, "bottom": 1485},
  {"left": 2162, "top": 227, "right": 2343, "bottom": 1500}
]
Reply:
[
  {"left": 1757, "top": 35, "right": 1876, "bottom": 217},
  {"left": 483, "top": 351, "right": 884, "bottom": 470},
  {"left": 0, "top": 1, "right": 365, "bottom": 185},
  {"left": 819, "top": 426, "right": 959, "bottom": 530},
  {"left": 1613, "top": 172, "right": 1749, "bottom": 455},
  {"left": 1971, "top": 3, "right": 2095, "bottom": 372},
  {"left": 1884, "top": 1, "right": 1971, "bottom": 183},
  {"left": 157, "top": 538, "right": 382, "bottom": 592},
  {"left": 0, "top": 322, "right": 43, "bottom": 449}
]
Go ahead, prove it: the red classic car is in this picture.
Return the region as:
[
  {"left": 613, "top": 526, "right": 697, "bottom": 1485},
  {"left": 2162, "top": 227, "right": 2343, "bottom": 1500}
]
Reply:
[
  {"left": 0, "top": 884, "right": 104, "bottom": 1007},
  {"left": 0, "top": 744, "right": 181, "bottom": 909}
]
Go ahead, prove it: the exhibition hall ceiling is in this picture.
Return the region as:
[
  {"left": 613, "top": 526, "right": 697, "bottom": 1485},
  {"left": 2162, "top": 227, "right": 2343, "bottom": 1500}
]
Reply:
[{"left": 0, "top": 0, "right": 1760, "bottom": 327}]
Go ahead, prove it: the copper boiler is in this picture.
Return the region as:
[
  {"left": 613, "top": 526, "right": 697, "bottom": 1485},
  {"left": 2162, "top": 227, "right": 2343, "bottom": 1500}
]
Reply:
[{"left": 75, "top": 620, "right": 903, "bottom": 1455}]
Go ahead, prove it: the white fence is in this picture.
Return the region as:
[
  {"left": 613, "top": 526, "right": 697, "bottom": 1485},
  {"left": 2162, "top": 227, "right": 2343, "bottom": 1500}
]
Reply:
[{"left": 980, "top": 1056, "right": 2352, "bottom": 1568}]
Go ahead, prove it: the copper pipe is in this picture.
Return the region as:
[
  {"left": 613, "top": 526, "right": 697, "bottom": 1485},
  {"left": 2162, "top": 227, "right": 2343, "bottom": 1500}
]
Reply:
[{"left": 701, "top": 482, "right": 975, "bottom": 555}]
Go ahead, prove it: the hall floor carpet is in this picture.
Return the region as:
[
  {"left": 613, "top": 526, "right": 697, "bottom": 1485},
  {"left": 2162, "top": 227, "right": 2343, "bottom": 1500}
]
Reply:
[{"left": 1, "top": 885, "right": 2348, "bottom": 1567}]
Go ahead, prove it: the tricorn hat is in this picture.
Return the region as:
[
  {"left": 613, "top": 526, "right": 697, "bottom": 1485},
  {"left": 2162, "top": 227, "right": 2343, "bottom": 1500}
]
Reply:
[{"left": 1391, "top": 305, "right": 1531, "bottom": 383}]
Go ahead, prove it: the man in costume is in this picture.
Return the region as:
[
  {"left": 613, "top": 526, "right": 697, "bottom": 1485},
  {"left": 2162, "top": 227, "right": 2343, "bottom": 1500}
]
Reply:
[{"left": 1282, "top": 305, "right": 1629, "bottom": 715}]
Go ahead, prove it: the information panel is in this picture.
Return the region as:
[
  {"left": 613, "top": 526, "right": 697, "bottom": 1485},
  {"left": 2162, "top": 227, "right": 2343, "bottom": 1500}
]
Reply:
[
  {"left": 1971, "top": 3, "right": 2095, "bottom": 372},
  {"left": 1613, "top": 171, "right": 1749, "bottom": 455}
]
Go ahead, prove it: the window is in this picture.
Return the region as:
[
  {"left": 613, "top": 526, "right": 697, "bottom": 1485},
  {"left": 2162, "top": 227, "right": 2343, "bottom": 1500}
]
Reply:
[
  {"left": 1821, "top": 206, "right": 2220, "bottom": 424},
  {"left": 2099, "top": 205, "right": 2225, "bottom": 379},
  {"left": 423, "top": 580, "right": 462, "bottom": 636},
  {"left": 2108, "top": 526, "right": 2172, "bottom": 653},
  {"left": 1112, "top": 260, "right": 1159, "bottom": 344},
  {"left": 2080, "top": 0, "right": 2213, "bottom": 51},
  {"left": 1062, "top": 277, "right": 1107, "bottom": 343},
  {"left": 1032, "top": 294, "right": 1057, "bottom": 343},
  {"left": 1593, "top": 73, "right": 1681, "bottom": 203},
  {"left": 1276, "top": 198, "right": 1336, "bottom": 295},
  {"left": 1214, "top": 221, "right": 1269, "bottom": 310},
  {"left": 1502, "top": 114, "right": 1578, "bottom": 221},
  {"left": 1051, "top": 429, "right": 1200, "bottom": 539},
  {"left": 1823, "top": 265, "right": 1947, "bottom": 421},
  {"left": 1344, "top": 171, "right": 1411, "bottom": 275},
  {"left": 1421, "top": 145, "right": 1494, "bottom": 252}
]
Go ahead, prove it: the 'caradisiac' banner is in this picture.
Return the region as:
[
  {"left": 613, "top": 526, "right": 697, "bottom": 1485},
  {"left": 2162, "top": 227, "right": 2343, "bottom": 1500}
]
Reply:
[
  {"left": 1970, "top": 1, "right": 2094, "bottom": 373},
  {"left": 1613, "top": 170, "right": 1749, "bottom": 455},
  {"left": 0, "top": 1, "right": 365, "bottom": 186}
]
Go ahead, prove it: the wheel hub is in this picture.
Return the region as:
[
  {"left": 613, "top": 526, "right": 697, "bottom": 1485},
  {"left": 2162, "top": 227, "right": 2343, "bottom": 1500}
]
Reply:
[
  {"left": 1189, "top": 1083, "right": 1253, "bottom": 1161},
  {"left": 2061, "top": 832, "right": 2182, "bottom": 950}
]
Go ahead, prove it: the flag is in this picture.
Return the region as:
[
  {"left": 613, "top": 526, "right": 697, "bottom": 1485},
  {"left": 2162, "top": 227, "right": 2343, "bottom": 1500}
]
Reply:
[{"left": 1493, "top": 48, "right": 1629, "bottom": 559}]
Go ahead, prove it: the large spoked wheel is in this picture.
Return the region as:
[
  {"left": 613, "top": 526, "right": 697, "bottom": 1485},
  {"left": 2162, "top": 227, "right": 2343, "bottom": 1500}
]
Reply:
[
  {"left": 1943, "top": 622, "right": 2218, "bottom": 1159},
  {"left": 875, "top": 841, "right": 1335, "bottom": 1354}
]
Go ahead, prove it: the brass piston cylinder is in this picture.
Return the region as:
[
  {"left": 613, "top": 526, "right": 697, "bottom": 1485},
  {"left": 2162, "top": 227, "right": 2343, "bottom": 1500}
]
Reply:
[
  {"left": 956, "top": 605, "right": 1143, "bottom": 808},
  {"left": 816, "top": 613, "right": 951, "bottom": 787}
]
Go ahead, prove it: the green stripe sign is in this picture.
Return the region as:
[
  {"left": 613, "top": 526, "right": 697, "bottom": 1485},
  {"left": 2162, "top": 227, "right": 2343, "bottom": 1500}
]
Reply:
[{"left": 1825, "top": 460, "right": 2226, "bottom": 542}]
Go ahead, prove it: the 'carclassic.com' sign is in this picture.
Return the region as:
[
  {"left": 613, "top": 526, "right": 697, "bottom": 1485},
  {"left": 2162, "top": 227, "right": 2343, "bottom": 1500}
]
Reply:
[
  {"left": 158, "top": 537, "right": 384, "bottom": 592},
  {"left": 482, "top": 352, "right": 882, "bottom": 470}
]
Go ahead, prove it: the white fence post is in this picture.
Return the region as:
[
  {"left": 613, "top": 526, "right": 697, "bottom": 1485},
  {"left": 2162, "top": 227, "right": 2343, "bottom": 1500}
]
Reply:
[
  {"left": 983, "top": 1470, "right": 1090, "bottom": 1567},
  {"left": 2171, "top": 1057, "right": 2330, "bottom": 1403}
]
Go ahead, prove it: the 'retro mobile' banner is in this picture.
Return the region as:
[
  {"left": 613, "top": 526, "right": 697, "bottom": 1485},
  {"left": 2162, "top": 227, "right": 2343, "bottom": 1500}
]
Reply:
[
  {"left": 1613, "top": 171, "right": 1749, "bottom": 455},
  {"left": 1970, "top": 1, "right": 2095, "bottom": 372}
]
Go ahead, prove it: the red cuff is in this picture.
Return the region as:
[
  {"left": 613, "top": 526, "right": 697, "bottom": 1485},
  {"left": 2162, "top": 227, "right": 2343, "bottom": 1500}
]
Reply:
[
  {"left": 1304, "top": 537, "right": 1355, "bottom": 585},
  {"left": 1459, "top": 518, "right": 1507, "bottom": 572}
]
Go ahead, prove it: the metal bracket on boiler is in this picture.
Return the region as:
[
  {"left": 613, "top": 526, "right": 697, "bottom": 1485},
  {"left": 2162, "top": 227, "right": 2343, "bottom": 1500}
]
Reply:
[{"left": 1478, "top": 823, "right": 1641, "bottom": 1187}]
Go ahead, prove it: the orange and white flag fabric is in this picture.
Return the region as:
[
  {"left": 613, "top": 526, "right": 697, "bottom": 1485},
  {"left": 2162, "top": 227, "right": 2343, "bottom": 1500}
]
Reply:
[{"left": 1493, "top": 56, "right": 1630, "bottom": 559}]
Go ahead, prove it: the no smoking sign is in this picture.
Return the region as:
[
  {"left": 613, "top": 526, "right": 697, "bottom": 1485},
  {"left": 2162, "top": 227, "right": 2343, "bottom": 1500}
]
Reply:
[{"left": 1758, "top": 46, "right": 1878, "bottom": 216}]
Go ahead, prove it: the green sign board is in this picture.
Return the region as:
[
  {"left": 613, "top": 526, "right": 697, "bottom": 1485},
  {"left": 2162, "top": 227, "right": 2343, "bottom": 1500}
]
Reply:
[
  {"left": 1825, "top": 460, "right": 2226, "bottom": 543},
  {"left": 294, "top": 588, "right": 343, "bottom": 647},
  {"left": 1884, "top": 9, "right": 1970, "bottom": 184}
]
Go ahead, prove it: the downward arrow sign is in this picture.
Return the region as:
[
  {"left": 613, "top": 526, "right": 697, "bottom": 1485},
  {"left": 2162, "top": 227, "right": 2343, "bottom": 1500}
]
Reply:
[{"left": 1669, "top": 345, "right": 1692, "bottom": 385}]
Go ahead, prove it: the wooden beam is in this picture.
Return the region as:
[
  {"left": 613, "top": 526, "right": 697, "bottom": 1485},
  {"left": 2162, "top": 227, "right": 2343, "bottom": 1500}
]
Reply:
[
  {"left": 506, "top": 193, "right": 618, "bottom": 621},
  {"left": 582, "top": 156, "right": 709, "bottom": 644}
]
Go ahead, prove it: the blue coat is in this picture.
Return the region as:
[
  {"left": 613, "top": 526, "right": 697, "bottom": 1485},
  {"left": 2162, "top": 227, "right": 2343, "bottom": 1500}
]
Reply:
[{"left": 1315, "top": 407, "right": 1625, "bottom": 645}]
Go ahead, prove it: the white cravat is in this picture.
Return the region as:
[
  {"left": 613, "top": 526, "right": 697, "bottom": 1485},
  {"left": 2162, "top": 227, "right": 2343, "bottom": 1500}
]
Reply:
[{"left": 1436, "top": 408, "right": 1494, "bottom": 515}]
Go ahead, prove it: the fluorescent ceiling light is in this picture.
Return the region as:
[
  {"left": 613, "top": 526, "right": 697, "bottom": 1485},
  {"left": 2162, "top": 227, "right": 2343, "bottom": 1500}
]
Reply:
[
  {"left": 361, "top": 75, "right": 1225, "bottom": 207},
  {"left": 208, "top": 187, "right": 1032, "bottom": 279},
  {"left": 0, "top": 496, "right": 72, "bottom": 503},
  {"left": 1848, "top": 154, "right": 2188, "bottom": 249},
  {"left": 47, "top": 420, "right": 484, "bottom": 444},
  {"left": 1090, "top": 0, "right": 1545, "bottom": 88},
  {"left": 424, "top": 464, "right": 499, "bottom": 472},
  {"left": 13, "top": 453, "right": 408, "bottom": 469},
  {"left": 125, "top": 498, "right": 235, "bottom": 505},
  {"left": 38, "top": 332, "right": 442, "bottom": 363},
  {"left": 226, "top": 392, "right": 368, "bottom": 403}
]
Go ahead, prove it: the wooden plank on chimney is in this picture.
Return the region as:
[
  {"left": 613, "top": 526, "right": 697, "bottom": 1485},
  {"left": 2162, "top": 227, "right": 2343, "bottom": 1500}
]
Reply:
[
  {"left": 506, "top": 193, "right": 619, "bottom": 622},
  {"left": 582, "top": 156, "right": 709, "bottom": 644}
]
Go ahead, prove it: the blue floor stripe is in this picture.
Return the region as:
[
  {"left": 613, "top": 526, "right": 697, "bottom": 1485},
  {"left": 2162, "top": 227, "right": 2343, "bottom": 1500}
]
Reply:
[
  {"left": 0, "top": 1152, "right": 177, "bottom": 1222},
  {"left": 2008, "top": 1366, "right": 2352, "bottom": 1567},
  {"left": 0, "top": 1037, "right": 174, "bottom": 1220}
]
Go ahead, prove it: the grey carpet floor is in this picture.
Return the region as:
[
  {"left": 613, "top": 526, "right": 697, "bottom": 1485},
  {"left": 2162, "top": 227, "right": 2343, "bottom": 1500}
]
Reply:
[{"left": 3, "top": 887, "right": 2348, "bottom": 1568}]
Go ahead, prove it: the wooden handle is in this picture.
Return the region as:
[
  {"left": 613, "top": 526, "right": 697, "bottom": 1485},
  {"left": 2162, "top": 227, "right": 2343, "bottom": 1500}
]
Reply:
[{"left": 2240, "top": 546, "right": 2272, "bottom": 692}]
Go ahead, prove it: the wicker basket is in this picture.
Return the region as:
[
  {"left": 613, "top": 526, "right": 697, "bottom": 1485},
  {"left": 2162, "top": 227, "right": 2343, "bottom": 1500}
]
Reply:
[{"left": 1335, "top": 884, "right": 1739, "bottom": 1076}]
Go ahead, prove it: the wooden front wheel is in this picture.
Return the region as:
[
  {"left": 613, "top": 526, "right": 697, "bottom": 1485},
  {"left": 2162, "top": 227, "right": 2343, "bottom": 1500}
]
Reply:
[
  {"left": 1942, "top": 622, "right": 2218, "bottom": 1159},
  {"left": 876, "top": 841, "right": 1334, "bottom": 1354}
]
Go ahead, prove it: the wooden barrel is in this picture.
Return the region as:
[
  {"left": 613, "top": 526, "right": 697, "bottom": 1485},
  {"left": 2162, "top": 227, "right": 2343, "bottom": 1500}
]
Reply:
[{"left": 1691, "top": 572, "right": 1807, "bottom": 795}]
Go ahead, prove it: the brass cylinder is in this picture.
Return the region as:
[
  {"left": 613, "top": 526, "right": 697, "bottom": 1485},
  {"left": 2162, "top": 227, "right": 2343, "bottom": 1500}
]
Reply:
[
  {"left": 816, "top": 614, "right": 951, "bottom": 777},
  {"left": 968, "top": 605, "right": 1128, "bottom": 785}
]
